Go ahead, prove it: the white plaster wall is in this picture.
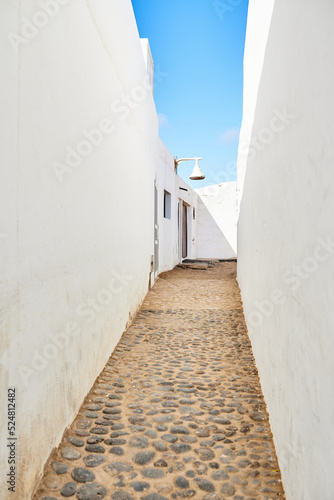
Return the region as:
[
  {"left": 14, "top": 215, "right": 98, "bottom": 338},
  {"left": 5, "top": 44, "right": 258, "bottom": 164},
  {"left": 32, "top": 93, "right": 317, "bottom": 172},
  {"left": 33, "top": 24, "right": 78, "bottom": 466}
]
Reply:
[
  {"left": 238, "top": 1, "right": 334, "bottom": 498},
  {"left": 0, "top": 1, "right": 158, "bottom": 498},
  {"left": 140, "top": 38, "right": 154, "bottom": 93},
  {"left": 157, "top": 139, "right": 179, "bottom": 273},
  {"left": 237, "top": 0, "right": 275, "bottom": 202},
  {"left": 196, "top": 183, "right": 237, "bottom": 259},
  {"left": 157, "top": 140, "right": 199, "bottom": 271}
]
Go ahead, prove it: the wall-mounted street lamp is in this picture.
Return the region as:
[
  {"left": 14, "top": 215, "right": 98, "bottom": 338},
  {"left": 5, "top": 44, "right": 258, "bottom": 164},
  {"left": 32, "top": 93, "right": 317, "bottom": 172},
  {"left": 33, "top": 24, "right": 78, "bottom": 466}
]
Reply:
[{"left": 174, "top": 157, "right": 205, "bottom": 180}]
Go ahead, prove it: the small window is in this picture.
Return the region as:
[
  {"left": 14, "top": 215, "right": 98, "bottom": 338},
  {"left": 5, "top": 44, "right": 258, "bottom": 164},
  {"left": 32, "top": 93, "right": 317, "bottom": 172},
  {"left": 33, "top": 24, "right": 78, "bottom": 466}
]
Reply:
[
  {"left": 193, "top": 208, "right": 196, "bottom": 220},
  {"left": 164, "top": 191, "right": 171, "bottom": 219}
]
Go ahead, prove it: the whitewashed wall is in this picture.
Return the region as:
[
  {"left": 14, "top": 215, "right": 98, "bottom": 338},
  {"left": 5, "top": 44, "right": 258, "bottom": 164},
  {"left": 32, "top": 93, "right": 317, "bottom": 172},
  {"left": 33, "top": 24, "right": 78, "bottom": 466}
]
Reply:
[
  {"left": 237, "top": 0, "right": 275, "bottom": 203},
  {"left": 196, "top": 183, "right": 237, "bottom": 259},
  {"left": 156, "top": 140, "right": 179, "bottom": 273},
  {"left": 157, "top": 140, "right": 198, "bottom": 272},
  {"left": 0, "top": 1, "right": 158, "bottom": 498},
  {"left": 238, "top": 1, "right": 334, "bottom": 499},
  {"left": 0, "top": 1, "right": 243, "bottom": 498}
]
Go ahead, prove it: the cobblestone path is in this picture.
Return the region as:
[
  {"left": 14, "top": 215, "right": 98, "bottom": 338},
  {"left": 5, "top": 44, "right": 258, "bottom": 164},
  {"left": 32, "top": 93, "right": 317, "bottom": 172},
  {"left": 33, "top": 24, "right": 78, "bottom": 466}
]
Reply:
[{"left": 34, "top": 262, "right": 285, "bottom": 500}]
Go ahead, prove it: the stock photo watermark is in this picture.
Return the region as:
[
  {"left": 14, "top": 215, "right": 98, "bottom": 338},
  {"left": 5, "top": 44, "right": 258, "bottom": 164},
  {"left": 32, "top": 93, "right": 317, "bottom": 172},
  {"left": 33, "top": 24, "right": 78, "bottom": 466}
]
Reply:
[
  {"left": 197, "top": 106, "right": 297, "bottom": 197},
  {"left": 237, "top": 107, "right": 297, "bottom": 164},
  {"left": 76, "top": 271, "right": 134, "bottom": 323},
  {"left": 52, "top": 118, "right": 115, "bottom": 181},
  {"left": 8, "top": 0, "right": 71, "bottom": 53},
  {"left": 18, "top": 270, "right": 134, "bottom": 386},
  {"left": 52, "top": 66, "right": 168, "bottom": 183},
  {"left": 202, "top": 161, "right": 238, "bottom": 195},
  {"left": 200, "top": 106, "right": 297, "bottom": 195},
  {"left": 213, "top": 0, "right": 245, "bottom": 21},
  {"left": 7, "top": 387, "right": 17, "bottom": 493},
  {"left": 247, "top": 236, "right": 334, "bottom": 332},
  {"left": 6, "top": 388, "right": 17, "bottom": 493},
  {"left": 244, "top": 107, "right": 297, "bottom": 163}
]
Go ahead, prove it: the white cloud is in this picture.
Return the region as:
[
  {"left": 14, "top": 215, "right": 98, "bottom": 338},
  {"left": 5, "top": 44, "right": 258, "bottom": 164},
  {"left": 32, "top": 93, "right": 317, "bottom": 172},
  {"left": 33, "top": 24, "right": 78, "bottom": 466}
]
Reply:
[
  {"left": 219, "top": 127, "right": 240, "bottom": 143},
  {"left": 158, "top": 113, "right": 169, "bottom": 129}
]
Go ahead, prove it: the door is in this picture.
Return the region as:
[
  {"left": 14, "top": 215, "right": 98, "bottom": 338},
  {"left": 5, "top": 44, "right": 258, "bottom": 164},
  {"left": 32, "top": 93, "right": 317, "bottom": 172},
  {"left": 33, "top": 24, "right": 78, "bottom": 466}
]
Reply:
[{"left": 182, "top": 202, "right": 188, "bottom": 259}]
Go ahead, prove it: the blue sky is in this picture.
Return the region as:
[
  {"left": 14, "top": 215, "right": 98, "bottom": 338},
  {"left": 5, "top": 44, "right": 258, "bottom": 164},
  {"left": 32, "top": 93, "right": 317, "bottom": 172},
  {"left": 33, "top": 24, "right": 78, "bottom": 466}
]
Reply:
[{"left": 131, "top": 0, "right": 249, "bottom": 189}]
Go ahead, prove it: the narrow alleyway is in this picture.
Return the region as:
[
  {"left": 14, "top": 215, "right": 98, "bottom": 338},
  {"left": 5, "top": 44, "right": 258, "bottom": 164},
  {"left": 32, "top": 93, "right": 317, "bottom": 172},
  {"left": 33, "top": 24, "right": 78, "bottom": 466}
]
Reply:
[{"left": 34, "top": 263, "right": 284, "bottom": 500}]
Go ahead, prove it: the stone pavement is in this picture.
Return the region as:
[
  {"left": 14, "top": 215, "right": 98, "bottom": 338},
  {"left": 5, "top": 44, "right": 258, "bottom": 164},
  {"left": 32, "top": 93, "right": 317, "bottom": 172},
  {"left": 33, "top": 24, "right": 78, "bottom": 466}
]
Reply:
[{"left": 34, "top": 262, "right": 285, "bottom": 500}]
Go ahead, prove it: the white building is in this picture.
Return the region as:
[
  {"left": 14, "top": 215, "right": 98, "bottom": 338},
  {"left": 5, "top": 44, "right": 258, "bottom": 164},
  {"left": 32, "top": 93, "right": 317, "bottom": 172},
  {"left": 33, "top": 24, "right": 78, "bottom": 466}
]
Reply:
[
  {"left": 196, "top": 183, "right": 237, "bottom": 260},
  {"left": 237, "top": 1, "right": 334, "bottom": 499},
  {"left": 0, "top": 1, "right": 237, "bottom": 498}
]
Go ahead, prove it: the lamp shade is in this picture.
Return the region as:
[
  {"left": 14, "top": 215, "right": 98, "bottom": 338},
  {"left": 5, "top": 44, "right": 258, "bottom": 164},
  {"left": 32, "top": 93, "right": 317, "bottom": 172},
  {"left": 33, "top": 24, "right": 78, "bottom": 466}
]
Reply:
[{"left": 189, "top": 158, "right": 205, "bottom": 180}]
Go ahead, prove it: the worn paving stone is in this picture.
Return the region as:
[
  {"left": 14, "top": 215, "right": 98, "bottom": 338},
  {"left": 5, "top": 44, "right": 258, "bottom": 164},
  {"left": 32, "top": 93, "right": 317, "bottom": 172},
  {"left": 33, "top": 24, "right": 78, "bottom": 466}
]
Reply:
[
  {"left": 105, "top": 438, "right": 126, "bottom": 446},
  {"left": 170, "top": 443, "right": 192, "bottom": 454},
  {"left": 212, "top": 469, "right": 230, "bottom": 481},
  {"left": 90, "top": 427, "right": 108, "bottom": 435},
  {"left": 83, "top": 455, "right": 106, "bottom": 468},
  {"left": 52, "top": 462, "right": 69, "bottom": 475},
  {"left": 141, "top": 468, "right": 165, "bottom": 479},
  {"left": 43, "top": 475, "right": 60, "bottom": 490},
  {"left": 196, "top": 448, "right": 215, "bottom": 461},
  {"left": 194, "top": 461, "right": 208, "bottom": 475},
  {"left": 111, "top": 493, "right": 134, "bottom": 500},
  {"left": 175, "top": 476, "right": 190, "bottom": 489},
  {"left": 186, "top": 470, "right": 196, "bottom": 478},
  {"left": 152, "top": 440, "right": 168, "bottom": 452},
  {"left": 194, "top": 477, "right": 215, "bottom": 492},
  {"left": 162, "top": 433, "right": 178, "bottom": 443},
  {"left": 171, "top": 490, "right": 196, "bottom": 498},
  {"left": 221, "top": 482, "right": 237, "bottom": 496},
  {"left": 142, "top": 495, "right": 169, "bottom": 500},
  {"left": 129, "top": 436, "right": 149, "bottom": 448},
  {"left": 203, "top": 495, "right": 225, "bottom": 500},
  {"left": 109, "top": 446, "right": 124, "bottom": 456},
  {"left": 130, "top": 481, "right": 150, "bottom": 492},
  {"left": 76, "top": 419, "right": 92, "bottom": 430},
  {"left": 61, "top": 482, "right": 77, "bottom": 497},
  {"left": 33, "top": 263, "right": 285, "bottom": 500},
  {"left": 75, "top": 430, "right": 90, "bottom": 437},
  {"left": 134, "top": 450, "right": 155, "bottom": 465},
  {"left": 67, "top": 436, "right": 85, "bottom": 447},
  {"left": 71, "top": 467, "right": 95, "bottom": 483},
  {"left": 85, "top": 444, "right": 106, "bottom": 454},
  {"left": 105, "top": 462, "right": 133, "bottom": 473},
  {"left": 77, "top": 482, "right": 107, "bottom": 499},
  {"left": 171, "top": 426, "right": 189, "bottom": 435},
  {"left": 61, "top": 447, "right": 81, "bottom": 460}
]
